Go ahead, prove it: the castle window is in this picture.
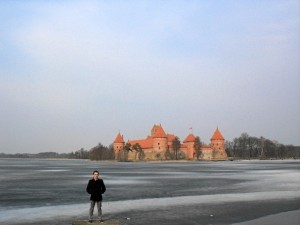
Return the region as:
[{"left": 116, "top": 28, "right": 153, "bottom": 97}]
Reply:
[{"left": 158, "top": 143, "right": 160, "bottom": 145}]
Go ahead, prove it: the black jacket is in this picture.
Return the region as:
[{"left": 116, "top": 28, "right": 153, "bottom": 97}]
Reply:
[{"left": 86, "top": 178, "right": 106, "bottom": 201}]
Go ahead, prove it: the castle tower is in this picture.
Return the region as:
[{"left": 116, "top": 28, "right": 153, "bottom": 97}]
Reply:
[
  {"left": 113, "top": 133, "right": 125, "bottom": 160},
  {"left": 183, "top": 133, "right": 196, "bottom": 159},
  {"left": 151, "top": 124, "right": 168, "bottom": 157},
  {"left": 210, "top": 128, "right": 227, "bottom": 160},
  {"left": 210, "top": 128, "right": 225, "bottom": 150}
]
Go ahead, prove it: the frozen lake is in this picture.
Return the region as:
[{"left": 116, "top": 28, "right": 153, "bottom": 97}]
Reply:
[{"left": 0, "top": 159, "right": 299, "bottom": 225}]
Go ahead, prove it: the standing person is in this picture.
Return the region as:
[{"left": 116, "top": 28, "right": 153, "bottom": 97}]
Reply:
[{"left": 86, "top": 170, "right": 106, "bottom": 223}]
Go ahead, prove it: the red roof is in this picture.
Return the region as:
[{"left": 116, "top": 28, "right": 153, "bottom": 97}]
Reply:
[
  {"left": 151, "top": 124, "right": 167, "bottom": 138},
  {"left": 210, "top": 128, "right": 225, "bottom": 140},
  {"left": 128, "top": 136, "right": 153, "bottom": 149},
  {"left": 167, "top": 134, "right": 176, "bottom": 142},
  {"left": 114, "top": 133, "right": 124, "bottom": 143},
  {"left": 183, "top": 134, "right": 196, "bottom": 142}
]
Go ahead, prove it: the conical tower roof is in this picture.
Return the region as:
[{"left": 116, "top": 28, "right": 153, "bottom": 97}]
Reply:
[
  {"left": 183, "top": 133, "right": 196, "bottom": 143},
  {"left": 114, "top": 133, "right": 125, "bottom": 143},
  {"left": 151, "top": 124, "right": 167, "bottom": 138},
  {"left": 210, "top": 128, "right": 224, "bottom": 140}
]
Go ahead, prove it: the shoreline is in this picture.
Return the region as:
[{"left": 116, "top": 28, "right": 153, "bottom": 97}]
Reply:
[
  {"left": 0, "top": 157, "right": 299, "bottom": 162},
  {"left": 2, "top": 199, "right": 299, "bottom": 225},
  {"left": 71, "top": 209, "right": 300, "bottom": 225}
]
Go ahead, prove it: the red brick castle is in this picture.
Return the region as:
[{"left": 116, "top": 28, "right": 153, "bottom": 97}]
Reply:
[{"left": 113, "top": 124, "right": 228, "bottom": 161}]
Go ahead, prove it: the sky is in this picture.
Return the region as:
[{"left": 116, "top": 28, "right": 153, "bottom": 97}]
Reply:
[{"left": 0, "top": 0, "right": 299, "bottom": 154}]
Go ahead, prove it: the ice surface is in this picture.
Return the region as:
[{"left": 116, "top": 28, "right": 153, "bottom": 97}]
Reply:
[
  {"left": 0, "top": 159, "right": 299, "bottom": 225},
  {"left": 1, "top": 190, "right": 299, "bottom": 224}
]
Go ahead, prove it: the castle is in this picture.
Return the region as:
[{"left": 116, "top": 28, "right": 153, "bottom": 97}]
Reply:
[{"left": 113, "top": 124, "right": 228, "bottom": 161}]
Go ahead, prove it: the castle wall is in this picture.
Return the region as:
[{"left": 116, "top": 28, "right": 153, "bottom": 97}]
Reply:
[
  {"left": 127, "top": 151, "right": 138, "bottom": 161},
  {"left": 198, "top": 148, "right": 227, "bottom": 160},
  {"left": 212, "top": 149, "right": 228, "bottom": 160},
  {"left": 127, "top": 148, "right": 167, "bottom": 161},
  {"left": 145, "top": 150, "right": 166, "bottom": 160},
  {"left": 198, "top": 149, "right": 213, "bottom": 160}
]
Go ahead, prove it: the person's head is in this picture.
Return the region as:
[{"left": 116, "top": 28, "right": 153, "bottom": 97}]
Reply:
[{"left": 92, "top": 170, "right": 99, "bottom": 180}]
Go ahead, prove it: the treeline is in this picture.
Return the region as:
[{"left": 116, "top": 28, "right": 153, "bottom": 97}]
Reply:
[
  {"left": 0, "top": 143, "right": 114, "bottom": 160},
  {"left": 225, "top": 133, "right": 300, "bottom": 159},
  {"left": 1, "top": 133, "right": 299, "bottom": 160}
]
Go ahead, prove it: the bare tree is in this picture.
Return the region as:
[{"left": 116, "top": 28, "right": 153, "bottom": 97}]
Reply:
[
  {"left": 194, "top": 136, "right": 202, "bottom": 159},
  {"left": 132, "top": 143, "right": 144, "bottom": 160},
  {"left": 89, "top": 143, "right": 113, "bottom": 160},
  {"left": 119, "top": 142, "right": 131, "bottom": 161},
  {"left": 172, "top": 136, "right": 181, "bottom": 160}
]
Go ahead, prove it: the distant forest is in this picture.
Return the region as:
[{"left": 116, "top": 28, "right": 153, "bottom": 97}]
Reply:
[
  {"left": 225, "top": 133, "right": 299, "bottom": 159},
  {"left": 1, "top": 133, "right": 299, "bottom": 160}
]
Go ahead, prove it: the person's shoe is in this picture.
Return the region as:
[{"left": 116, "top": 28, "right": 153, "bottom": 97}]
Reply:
[
  {"left": 99, "top": 219, "right": 104, "bottom": 223},
  {"left": 88, "top": 219, "right": 92, "bottom": 223}
]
